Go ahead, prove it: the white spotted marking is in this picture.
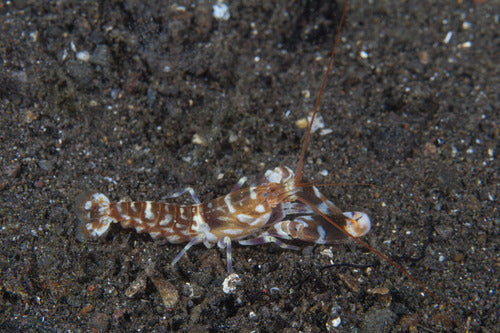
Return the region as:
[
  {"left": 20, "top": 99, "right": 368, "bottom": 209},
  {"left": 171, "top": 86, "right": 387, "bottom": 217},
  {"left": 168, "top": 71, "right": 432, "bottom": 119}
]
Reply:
[
  {"left": 161, "top": 227, "right": 174, "bottom": 234},
  {"left": 89, "top": 216, "right": 113, "bottom": 237},
  {"left": 150, "top": 231, "right": 161, "bottom": 238},
  {"left": 272, "top": 222, "right": 291, "bottom": 239},
  {"left": 144, "top": 201, "right": 155, "bottom": 220},
  {"left": 84, "top": 200, "right": 92, "bottom": 210},
  {"left": 249, "top": 187, "right": 257, "bottom": 200},
  {"left": 316, "top": 225, "right": 326, "bottom": 243},
  {"left": 236, "top": 213, "right": 255, "bottom": 224},
  {"left": 179, "top": 206, "right": 188, "bottom": 220},
  {"left": 317, "top": 202, "right": 330, "bottom": 214},
  {"left": 93, "top": 193, "right": 109, "bottom": 204},
  {"left": 207, "top": 202, "right": 213, "bottom": 209},
  {"left": 224, "top": 194, "right": 235, "bottom": 214},
  {"left": 159, "top": 213, "right": 173, "bottom": 226},
  {"left": 255, "top": 204, "right": 265, "bottom": 213},
  {"left": 135, "top": 226, "right": 144, "bottom": 232},
  {"left": 312, "top": 186, "right": 323, "bottom": 199},
  {"left": 249, "top": 212, "right": 271, "bottom": 226},
  {"left": 193, "top": 208, "right": 204, "bottom": 224},
  {"left": 264, "top": 169, "right": 283, "bottom": 183},
  {"left": 167, "top": 234, "right": 181, "bottom": 243},
  {"left": 298, "top": 216, "right": 313, "bottom": 223},
  {"left": 177, "top": 228, "right": 191, "bottom": 236},
  {"left": 223, "top": 228, "right": 244, "bottom": 235},
  {"left": 217, "top": 216, "right": 230, "bottom": 222},
  {"left": 175, "top": 222, "right": 187, "bottom": 229}
]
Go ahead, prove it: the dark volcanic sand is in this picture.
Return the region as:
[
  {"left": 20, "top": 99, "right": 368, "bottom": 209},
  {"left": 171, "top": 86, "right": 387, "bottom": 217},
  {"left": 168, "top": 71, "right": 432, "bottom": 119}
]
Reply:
[{"left": 0, "top": 1, "right": 498, "bottom": 332}]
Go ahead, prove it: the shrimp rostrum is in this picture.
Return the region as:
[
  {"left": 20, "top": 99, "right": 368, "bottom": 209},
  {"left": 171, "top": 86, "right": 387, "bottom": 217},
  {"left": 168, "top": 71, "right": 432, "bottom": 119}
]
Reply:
[{"left": 76, "top": 166, "right": 370, "bottom": 273}]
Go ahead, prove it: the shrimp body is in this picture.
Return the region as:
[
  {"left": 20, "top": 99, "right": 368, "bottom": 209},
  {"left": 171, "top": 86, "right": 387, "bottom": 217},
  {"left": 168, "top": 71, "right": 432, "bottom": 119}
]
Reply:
[{"left": 76, "top": 166, "right": 370, "bottom": 272}]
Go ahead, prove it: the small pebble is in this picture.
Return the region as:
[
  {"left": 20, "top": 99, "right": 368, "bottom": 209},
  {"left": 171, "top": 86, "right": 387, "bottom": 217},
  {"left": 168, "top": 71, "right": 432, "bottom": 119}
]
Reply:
[
  {"left": 112, "top": 308, "right": 126, "bottom": 321},
  {"left": 91, "top": 44, "right": 111, "bottom": 67},
  {"left": 151, "top": 277, "right": 179, "bottom": 308},
  {"left": 453, "top": 252, "right": 464, "bottom": 262},
  {"left": 320, "top": 248, "right": 333, "bottom": 258},
  {"left": 213, "top": 3, "right": 230, "bottom": 21},
  {"left": 4, "top": 164, "right": 21, "bottom": 178},
  {"left": 326, "top": 316, "right": 341, "bottom": 331},
  {"left": 124, "top": 274, "right": 146, "bottom": 298},
  {"left": 368, "top": 286, "right": 389, "bottom": 295},
  {"left": 38, "top": 159, "right": 54, "bottom": 172},
  {"left": 192, "top": 133, "right": 207, "bottom": 146},
  {"left": 76, "top": 50, "right": 90, "bottom": 62},
  {"left": 443, "top": 31, "right": 453, "bottom": 44},
  {"left": 295, "top": 118, "right": 308, "bottom": 129},
  {"left": 88, "top": 312, "right": 110, "bottom": 332},
  {"left": 418, "top": 50, "right": 429, "bottom": 65},
  {"left": 79, "top": 303, "right": 94, "bottom": 316},
  {"left": 222, "top": 273, "right": 241, "bottom": 294}
]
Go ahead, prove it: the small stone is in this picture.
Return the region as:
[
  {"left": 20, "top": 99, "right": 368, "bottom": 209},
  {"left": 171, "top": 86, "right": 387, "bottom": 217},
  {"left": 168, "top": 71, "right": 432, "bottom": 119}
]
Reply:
[
  {"left": 192, "top": 133, "right": 207, "bottom": 146},
  {"left": 79, "top": 303, "right": 94, "bottom": 316},
  {"left": 76, "top": 51, "right": 90, "bottom": 62},
  {"left": 368, "top": 286, "right": 389, "bottom": 295},
  {"left": 337, "top": 273, "right": 360, "bottom": 292},
  {"left": 222, "top": 273, "right": 241, "bottom": 294},
  {"left": 320, "top": 248, "right": 333, "bottom": 258},
  {"left": 151, "top": 277, "right": 179, "bottom": 308},
  {"left": 435, "top": 225, "right": 453, "bottom": 240},
  {"left": 112, "top": 308, "right": 126, "bottom": 321},
  {"left": 4, "top": 163, "right": 21, "bottom": 178},
  {"left": 295, "top": 118, "right": 308, "bottom": 129},
  {"left": 38, "top": 159, "right": 54, "bottom": 172},
  {"left": 418, "top": 51, "right": 429, "bottom": 65},
  {"left": 423, "top": 142, "right": 439, "bottom": 156},
  {"left": 91, "top": 45, "right": 111, "bottom": 67},
  {"left": 88, "top": 312, "right": 110, "bottom": 332},
  {"left": 453, "top": 252, "right": 464, "bottom": 262},
  {"left": 124, "top": 274, "right": 146, "bottom": 298},
  {"left": 34, "top": 179, "right": 45, "bottom": 188}
]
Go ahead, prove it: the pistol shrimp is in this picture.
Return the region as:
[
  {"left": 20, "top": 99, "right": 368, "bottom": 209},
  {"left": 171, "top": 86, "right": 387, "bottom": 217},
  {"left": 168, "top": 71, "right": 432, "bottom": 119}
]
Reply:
[{"left": 76, "top": 0, "right": 448, "bottom": 317}]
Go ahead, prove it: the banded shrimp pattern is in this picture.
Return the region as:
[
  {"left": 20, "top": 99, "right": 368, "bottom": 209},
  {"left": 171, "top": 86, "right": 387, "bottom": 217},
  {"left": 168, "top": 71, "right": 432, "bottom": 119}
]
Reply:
[{"left": 76, "top": 1, "right": 375, "bottom": 275}]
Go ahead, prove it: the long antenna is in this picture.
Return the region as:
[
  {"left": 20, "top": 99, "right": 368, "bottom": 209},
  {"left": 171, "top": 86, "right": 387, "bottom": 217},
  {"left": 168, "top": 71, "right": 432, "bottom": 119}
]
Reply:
[{"left": 295, "top": 0, "right": 349, "bottom": 184}]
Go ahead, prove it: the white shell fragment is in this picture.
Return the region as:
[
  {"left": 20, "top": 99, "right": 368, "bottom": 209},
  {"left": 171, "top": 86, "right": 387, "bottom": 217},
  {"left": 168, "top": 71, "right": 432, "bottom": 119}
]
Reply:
[
  {"left": 308, "top": 113, "right": 325, "bottom": 133},
  {"left": 222, "top": 273, "right": 241, "bottom": 294},
  {"left": 326, "top": 316, "right": 341, "bottom": 331},
  {"left": 76, "top": 51, "right": 90, "bottom": 62},
  {"left": 151, "top": 277, "right": 179, "bottom": 308},
  {"left": 213, "top": 3, "right": 230, "bottom": 21},
  {"left": 443, "top": 31, "right": 453, "bottom": 44}
]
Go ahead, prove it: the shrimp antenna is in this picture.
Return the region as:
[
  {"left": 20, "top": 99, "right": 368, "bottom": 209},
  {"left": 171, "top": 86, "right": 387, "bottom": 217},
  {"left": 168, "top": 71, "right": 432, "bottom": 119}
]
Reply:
[{"left": 295, "top": 0, "right": 349, "bottom": 184}]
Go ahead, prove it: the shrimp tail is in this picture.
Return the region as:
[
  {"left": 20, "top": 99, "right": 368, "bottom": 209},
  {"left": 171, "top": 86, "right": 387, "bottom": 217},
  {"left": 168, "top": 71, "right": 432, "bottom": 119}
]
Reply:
[{"left": 74, "top": 191, "right": 114, "bottom": 240}]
